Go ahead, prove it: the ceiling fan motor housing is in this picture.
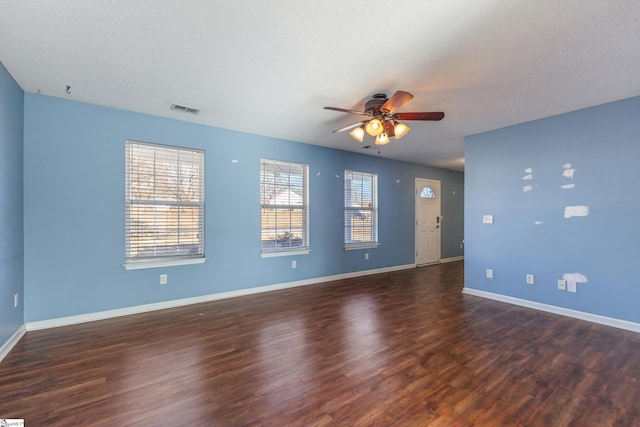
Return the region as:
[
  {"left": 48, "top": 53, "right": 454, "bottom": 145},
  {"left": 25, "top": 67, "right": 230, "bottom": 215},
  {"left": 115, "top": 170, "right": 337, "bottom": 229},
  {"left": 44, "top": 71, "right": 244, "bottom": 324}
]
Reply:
[{"left": 364, "top": 93, "right": 388, "bottom": 114}]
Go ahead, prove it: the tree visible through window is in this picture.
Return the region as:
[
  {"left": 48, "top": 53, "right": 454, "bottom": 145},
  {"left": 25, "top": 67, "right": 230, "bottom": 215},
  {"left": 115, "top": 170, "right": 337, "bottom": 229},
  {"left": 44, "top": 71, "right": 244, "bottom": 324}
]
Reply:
[
  {"left": 260, "top": 159, "right": 309, "bottom": 254},
  {"left": 125, "top": 141, "right": 205, "bottom": 266},
  {"left": 344, "top": 170, "right": 378, "bottom": 247}
]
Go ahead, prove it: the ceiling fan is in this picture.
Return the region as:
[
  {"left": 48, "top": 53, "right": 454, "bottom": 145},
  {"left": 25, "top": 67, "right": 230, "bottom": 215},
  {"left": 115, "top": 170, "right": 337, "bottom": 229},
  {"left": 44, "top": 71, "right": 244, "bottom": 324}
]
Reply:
[{"left": 324, "top": 91, "right": 444, "bottom": 145}]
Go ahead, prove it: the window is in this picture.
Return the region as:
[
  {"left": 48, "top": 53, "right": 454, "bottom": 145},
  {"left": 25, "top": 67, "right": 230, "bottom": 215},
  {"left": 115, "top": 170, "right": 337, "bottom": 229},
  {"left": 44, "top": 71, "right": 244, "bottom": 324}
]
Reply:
[
  {"left": 124, "top": 140, "right": 205, "bottom": 269},
  {"left": 344, "top": 170, "right": 378, "bottom": 249},
  {"left": 420, "top": 186, "right": 435, "bottom": 198},
  {"left": 260, "top": 159, "right": 309, "bottom": 256}
]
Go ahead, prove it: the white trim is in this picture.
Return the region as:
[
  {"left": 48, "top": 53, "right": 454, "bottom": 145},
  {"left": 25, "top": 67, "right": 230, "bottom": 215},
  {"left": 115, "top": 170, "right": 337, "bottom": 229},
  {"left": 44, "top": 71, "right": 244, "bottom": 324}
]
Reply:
[
  {"left": 440, "top": 256, "right": 464, "bottom": 263},
  {"left": 462, "top": 287, "right": 640, "bottom": 333},
  {"left": 123, "top": 257, "right": 206, "bottom": 270},
  {"left": 261, "top": 249, "right": 310, "bottom": 258},
  {"left": 0, "top": 324, "right": 26, "bottom": 364},
  {"left": 344, "top": 243, "right": 381, "bottom": 251},
  {"left": 416, "top": 261, "right": 439, "bottom": 267},
  {"left": 26, "top": 264, "right": 416, "bottom": 331}
]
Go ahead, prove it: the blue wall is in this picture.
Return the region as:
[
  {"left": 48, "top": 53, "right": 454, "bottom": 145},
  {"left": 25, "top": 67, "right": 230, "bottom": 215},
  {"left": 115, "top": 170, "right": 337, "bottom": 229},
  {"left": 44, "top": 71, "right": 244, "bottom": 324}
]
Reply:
[
  {"left": 23, "top": 94, "right": 464, "bottom": 322},
  {"left": 465, "top": 96, "right": 640, "bottom": 323},
  {"left": 0, "top": 61, "right": 24, "bottom": 344}
]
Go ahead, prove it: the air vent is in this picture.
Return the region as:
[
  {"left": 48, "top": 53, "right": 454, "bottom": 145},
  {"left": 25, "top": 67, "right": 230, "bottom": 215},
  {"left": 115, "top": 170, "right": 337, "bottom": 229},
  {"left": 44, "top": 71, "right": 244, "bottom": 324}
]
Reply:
[{"left": 170, "top": 104, "right": 200, "bottom": 114}]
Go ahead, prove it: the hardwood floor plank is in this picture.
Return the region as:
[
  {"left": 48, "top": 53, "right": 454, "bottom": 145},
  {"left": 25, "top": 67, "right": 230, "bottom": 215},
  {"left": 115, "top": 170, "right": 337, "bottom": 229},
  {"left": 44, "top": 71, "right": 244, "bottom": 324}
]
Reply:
[{"left": 1, "top": 261, "right": 640, "bottom": 425}]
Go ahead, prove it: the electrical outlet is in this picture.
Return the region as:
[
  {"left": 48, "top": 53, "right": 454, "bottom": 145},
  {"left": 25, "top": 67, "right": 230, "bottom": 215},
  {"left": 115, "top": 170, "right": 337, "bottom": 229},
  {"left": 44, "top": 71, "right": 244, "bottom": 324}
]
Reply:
[
  {"left": 486, "top": 269, "right": 493, "bottom": 279},
  {"left": 567, "top": 281, "right": 577, "bottom": 293},
  {"left": 526, "top": 274, "right": 534, "bottom": 285},
  {"left": 557, "top": 279, "right": 567, "bottom": 290},
  {"left": 160, "top": 274, "right": 167, "bottom": 285},
  {"left": 365, "top": 253, "right": 369, "bottom": 260},
  {"left": 460, "top": 243, "right": 463, "bottom": 249},
  {"left": 14, "top": 293, "right": 19, "bottom": 308},
  {"left": 292, "top": 260, "right": 297, "bottom": 269},
  {"left": 483, "top": 214, "right": 494, "bottom": 224}
]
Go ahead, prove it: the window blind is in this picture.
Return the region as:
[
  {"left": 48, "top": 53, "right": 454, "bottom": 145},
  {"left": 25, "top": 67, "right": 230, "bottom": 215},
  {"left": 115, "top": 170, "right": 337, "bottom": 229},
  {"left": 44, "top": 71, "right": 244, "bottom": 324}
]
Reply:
[
  {"left": 125, "top": 141, "right": 205, "bottom": 264},
  {"left": 260, "top": 159, "right": 309, "bottom": 253},
  {"left": 344, "top": 170, "right": 378, "bottom": 246}
]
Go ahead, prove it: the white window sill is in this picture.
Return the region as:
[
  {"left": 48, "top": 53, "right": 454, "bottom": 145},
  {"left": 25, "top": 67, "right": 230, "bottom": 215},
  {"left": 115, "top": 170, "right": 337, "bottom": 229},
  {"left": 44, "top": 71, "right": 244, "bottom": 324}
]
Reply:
[
  {"left": 261, "top": 249, "right": 310, "bottom": 258},
  {"left": 344, "top": 243, "right": 381, "bottom": 251},
  {"left": 123, "top": 257, "right": 207, "bottom": 270}
]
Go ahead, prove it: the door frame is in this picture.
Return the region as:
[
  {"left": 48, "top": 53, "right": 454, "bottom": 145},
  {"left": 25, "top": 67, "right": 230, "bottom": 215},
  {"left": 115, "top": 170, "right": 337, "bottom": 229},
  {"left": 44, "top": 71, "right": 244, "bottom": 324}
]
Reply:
[{"left": 415, "top": 178, "right": 441, "bottom": 266}]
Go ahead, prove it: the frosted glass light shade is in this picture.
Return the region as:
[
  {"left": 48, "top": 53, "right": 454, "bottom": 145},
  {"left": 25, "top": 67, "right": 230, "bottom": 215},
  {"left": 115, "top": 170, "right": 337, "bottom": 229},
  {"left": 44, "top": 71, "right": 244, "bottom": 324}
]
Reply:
[
  {"left": 394, "top": 122, "right": 411, "bottom": 139},
  {"left": 365, "top": 119, "right": 384, "bottom": 136},
  {"left": 349, "top": 126, "right": 365, "bottom": 142},
  {"left": 375, "top": 132, "right": 390, "bottom": 145}
]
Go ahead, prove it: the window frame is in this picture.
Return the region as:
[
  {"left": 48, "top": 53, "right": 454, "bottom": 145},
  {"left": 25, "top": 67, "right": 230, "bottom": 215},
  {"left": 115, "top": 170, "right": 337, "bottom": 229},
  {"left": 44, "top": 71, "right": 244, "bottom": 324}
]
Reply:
[
  {"left": 344, "top": 169, "right": 380, "bottom": 250},
  {"left": 260, "top": 159, "right": 310, "bottom": 257},
  {"left": 123, "top": 140, "right": 206, "bottom": 270}
]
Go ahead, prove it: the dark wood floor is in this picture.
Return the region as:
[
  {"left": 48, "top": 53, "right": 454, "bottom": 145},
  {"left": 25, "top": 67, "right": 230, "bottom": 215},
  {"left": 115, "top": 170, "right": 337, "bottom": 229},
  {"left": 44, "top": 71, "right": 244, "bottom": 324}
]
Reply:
[{"left": 1, "top": 261, "right": 639, "bottom": 426}]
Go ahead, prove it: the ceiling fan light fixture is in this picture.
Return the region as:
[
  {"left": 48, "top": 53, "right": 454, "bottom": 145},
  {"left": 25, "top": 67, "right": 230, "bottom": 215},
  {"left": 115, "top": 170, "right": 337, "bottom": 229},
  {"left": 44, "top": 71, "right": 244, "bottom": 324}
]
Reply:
[
  {"left": 375, "top": 132, "right": 390, "bottom": 145},
  {"left": 394, "top": 122, "right": 411, "bottom": 139},
  {"left": 365, "top": 118, "right": 384, "bottom": 136},
  {"left": 349, "top": 126, "right": 365, "bottom": 142},
  {"left": 324, "top": 90, "right": 444, "bottom": 146}
]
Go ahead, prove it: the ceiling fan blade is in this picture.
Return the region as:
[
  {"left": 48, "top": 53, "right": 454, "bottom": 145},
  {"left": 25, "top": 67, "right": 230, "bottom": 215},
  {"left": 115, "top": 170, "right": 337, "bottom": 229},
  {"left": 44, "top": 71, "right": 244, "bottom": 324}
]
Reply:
[
  {"left": 324, "top": 106, "right": 370, "bottom": 116},
  {"left": 332, "top": 121, "right": 367, "bottom": 133},
  {"left": 383, "top": 120, "right": 395, "bottom": 138},
  {"left": 380, "top": 91, "right": 414, "bottom": 114},
  {"left": 393, "top": 112, "right": 445, "bottom": 121}
]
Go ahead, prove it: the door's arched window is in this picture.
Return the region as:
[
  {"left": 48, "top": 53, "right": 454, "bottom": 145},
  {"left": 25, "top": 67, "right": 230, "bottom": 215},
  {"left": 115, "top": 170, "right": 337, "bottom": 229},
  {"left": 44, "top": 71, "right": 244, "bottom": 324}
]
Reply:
[{"left": 420, "top": 186, "right": 435, "bottom": 199}]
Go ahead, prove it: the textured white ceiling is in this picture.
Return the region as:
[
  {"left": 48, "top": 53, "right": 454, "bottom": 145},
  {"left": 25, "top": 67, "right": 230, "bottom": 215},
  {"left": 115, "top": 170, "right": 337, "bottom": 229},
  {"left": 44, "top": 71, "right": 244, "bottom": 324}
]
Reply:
[{"left": 1, "top": 0, "right": 639, "bottom": 171}]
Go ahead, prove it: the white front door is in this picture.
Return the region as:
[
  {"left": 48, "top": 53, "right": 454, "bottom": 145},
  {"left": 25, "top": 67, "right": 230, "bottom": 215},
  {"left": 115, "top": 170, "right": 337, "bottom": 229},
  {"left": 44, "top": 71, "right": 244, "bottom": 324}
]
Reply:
[{"left": 415, "top": 178, "right": 441, "bottom": 266}]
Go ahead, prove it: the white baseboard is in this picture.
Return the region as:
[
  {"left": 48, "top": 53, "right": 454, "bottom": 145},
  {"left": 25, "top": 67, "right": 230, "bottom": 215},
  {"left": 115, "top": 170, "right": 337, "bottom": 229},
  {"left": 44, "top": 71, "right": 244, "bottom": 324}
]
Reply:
[
  {"left": 26, "top": 264, "right": 416, "bottom": 331},
  {"left": 462, "top": 287, "right": 640, "bottom": 333},
  {"left": 440, "top": 256, "right": 464, "bottom": 263},
  {"left": 0, "top": 324, "right": 26, "bottom": 363}
]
